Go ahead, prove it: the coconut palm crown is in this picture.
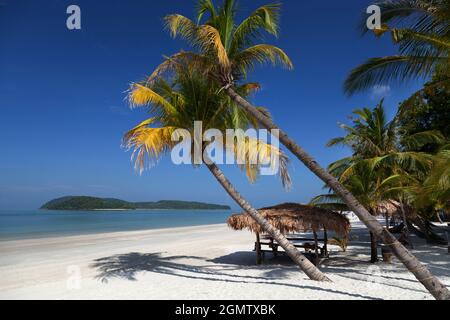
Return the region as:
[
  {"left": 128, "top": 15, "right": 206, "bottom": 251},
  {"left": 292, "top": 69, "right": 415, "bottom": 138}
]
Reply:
[
  {"left": 345, "top": 0, "right": 450, "bottom": 95},
  {"left": 146, "top": 0, "right": 292, "bottom": 91},
  {"left": 123, "top": 61, "right": 291, "bottom": 188}
]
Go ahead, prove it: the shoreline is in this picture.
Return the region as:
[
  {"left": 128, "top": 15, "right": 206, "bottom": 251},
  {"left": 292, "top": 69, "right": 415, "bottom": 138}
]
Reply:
[
  {"left": 37, "top": 208, "right": 232, "bottom": 212},
  {"left": 0, "top": 223, "right": 228, "bottom": 244}
]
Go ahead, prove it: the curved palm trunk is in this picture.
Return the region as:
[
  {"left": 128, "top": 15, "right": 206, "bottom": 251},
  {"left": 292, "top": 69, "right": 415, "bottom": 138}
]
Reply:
[
  {"left": 370, "top": 232, "right": 379, "bottom": 263},
  {"left": 400, "top": 203, "right": 413, "bottom": 249},
  {"left": 205, "top": 159, "right": 331, "bottom": 282},
  {"left": 225, "top": 86, "right": 450, "bottom": 300}
]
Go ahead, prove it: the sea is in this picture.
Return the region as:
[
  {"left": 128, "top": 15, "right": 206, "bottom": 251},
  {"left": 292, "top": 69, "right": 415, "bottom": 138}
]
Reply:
[{"left": 0, "top": 209, "right": 232, "bottom": 241}]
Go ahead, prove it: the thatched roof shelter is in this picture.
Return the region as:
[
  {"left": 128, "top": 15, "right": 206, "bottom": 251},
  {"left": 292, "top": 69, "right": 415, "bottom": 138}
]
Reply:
[
  {"left": 375, "top": 200, "right": 416, "bottom": 218},
  {"left": 227, "top": 203, "right": 350, "bottom": 237}
]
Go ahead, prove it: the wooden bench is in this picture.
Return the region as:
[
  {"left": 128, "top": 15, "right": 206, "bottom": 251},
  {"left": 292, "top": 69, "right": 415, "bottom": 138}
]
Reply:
[{"left": 254, "top": 236, "right": 327, "bottom": 265}]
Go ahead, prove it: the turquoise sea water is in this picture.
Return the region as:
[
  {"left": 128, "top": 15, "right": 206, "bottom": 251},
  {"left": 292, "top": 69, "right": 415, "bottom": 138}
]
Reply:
[{"left": 0, "top": 209, "right": 232, "bottom": 240}]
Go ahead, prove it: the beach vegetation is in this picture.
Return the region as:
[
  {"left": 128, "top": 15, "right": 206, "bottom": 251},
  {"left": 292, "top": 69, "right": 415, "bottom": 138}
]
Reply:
[{"left": 155, "top": 0, "right": 450, "bottom": 298}]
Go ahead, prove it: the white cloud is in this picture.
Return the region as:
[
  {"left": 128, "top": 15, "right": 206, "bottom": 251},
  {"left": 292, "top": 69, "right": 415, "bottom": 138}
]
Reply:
[{"left": 369, "top": 85, "right": 391, "bottom": 100}]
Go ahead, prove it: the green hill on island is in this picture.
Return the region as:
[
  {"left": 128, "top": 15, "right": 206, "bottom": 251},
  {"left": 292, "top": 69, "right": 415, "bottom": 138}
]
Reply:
[{"left": 41, "top": 196, "right": 231, "bottom": 211}]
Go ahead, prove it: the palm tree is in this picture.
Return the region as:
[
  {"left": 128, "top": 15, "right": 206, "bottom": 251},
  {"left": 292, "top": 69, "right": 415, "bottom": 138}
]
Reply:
[
  {"left": 322, "top": 101, "right": 443, "bottom": 259},
  {"left": 311, "top": 163, "right": 412, "bottom": 262},
  {"left": 345, "top": 0, "right": 450, "bottom": 95},
  {"left": 326, "top": 100, "right": 440, "bottom": 175},
  {"left": 124, "top": 62, "right": 330, "bottom": 281},
  {"left": 152, "top": 0, "right": 450, "bottom": 299},
  {"left": 410, "top": 144, "right": 450, "bottom": 213}
]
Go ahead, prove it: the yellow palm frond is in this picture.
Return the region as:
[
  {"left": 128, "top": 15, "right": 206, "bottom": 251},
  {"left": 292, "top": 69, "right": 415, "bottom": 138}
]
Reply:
[
  {"left": 123, "top": 118, "right": 157, "bottom": 140},
  {"left": 147, "top": 51, "right": 212, "bottom": 84},
  {"left": 128, "top": 83, "right": 178, "bottom": 117},
  {"left": 197, "top": 25, "right": 231, "bottom": 69},
  {"left": 164, "top": 14, "right": 198, "bottom": 43},
  {"left": 225, "top": 135, "right": 291, "bottom": 188},
  {"left": 338, "top": 164, "right": 356, "bottom": 183},
  {"left": 123, "top": 125, "right": 177, "bottom": 173}
]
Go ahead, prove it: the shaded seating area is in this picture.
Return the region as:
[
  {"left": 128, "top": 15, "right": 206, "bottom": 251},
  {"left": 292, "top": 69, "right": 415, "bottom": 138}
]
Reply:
[{"left": 227, "top": 203, "right": 351, "bottom": 265}]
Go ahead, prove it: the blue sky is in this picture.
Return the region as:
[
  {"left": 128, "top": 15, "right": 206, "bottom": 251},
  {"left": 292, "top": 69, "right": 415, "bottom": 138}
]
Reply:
[{"left": 0, "top": 0, "right": 424, "bottom": 210}]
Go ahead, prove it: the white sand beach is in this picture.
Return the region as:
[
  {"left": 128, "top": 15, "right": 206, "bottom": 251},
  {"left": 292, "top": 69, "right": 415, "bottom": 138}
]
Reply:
[{"left": 0, "top": 221, "right": 449, "bottom": 300}]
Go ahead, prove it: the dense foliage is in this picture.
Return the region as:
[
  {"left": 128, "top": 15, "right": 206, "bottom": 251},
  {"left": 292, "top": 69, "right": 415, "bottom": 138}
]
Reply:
[
  {"left": 41, "top": 196, "right": 231, "bottom": 210},
  {"left": 398, "top": 76, "right": 450, "bottom": 152}
]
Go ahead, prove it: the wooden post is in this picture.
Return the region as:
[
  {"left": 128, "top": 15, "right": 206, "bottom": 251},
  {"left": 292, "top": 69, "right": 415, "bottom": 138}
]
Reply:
[
  {"left": 400, "top": 202, "right": 413, "bottom": 249},
  {"left": 323, "top": 227, "right": 328, "bottom": 257},
  {"left": 313, "top": 230, "right": 319, "bottom": 266},
  {"left": 255, "top": 232, "right": 262, "bottom": 264},
  {"left": 445, "top": 228, "right": 450, "bottom": 253},
  {"left": 270, "top": 237, "right": 279, "bottom": 257}
]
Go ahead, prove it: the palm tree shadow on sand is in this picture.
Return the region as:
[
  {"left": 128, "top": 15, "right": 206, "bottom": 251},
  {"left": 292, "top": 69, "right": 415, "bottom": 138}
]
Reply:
[{"left": 90, "top": 251, "right": 382, "bottom": 300}]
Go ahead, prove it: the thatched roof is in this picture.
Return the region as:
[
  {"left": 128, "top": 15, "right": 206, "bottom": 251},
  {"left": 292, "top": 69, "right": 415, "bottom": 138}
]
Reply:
[
  {"left": 227, "top": 203, "right": 350, "bottom": 237},
  {"left": 375, "top": 200, "right": 416, "bottom": 218}
]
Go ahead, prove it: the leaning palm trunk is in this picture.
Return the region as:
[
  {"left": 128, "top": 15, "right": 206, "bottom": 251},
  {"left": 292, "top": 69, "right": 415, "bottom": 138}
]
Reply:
[
  {"left": 225, "top": 86, "right": 450, "bottom": 300},
  {"left": 205, "top": 158, "right": 331, "bottom": 282},
  {"left": 400, "top": 203, "right": 413, "bottom": 249},
  {"left": 370, "top": 232, "right": 379, "bottom": 263},
  {"left": 436, "top": 211, "right": 444, "bottom": 224}
]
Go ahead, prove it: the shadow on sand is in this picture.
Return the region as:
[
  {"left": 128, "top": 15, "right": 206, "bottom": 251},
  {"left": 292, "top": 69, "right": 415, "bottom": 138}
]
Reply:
[
  {"left": 90, "top": 251, "right": 380, "bottom": 300},
  {"left": 89, "top": 224, "right": 448, "bottom": 300}
]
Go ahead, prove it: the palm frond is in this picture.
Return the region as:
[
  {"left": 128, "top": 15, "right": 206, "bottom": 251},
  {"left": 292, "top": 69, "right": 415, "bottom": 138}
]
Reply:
[
  {"left": 164, "top": 14, "right": 199, "bottom": 45},
  {"left": 197, "top": 24, "right": 231, "bottom": 68},
  {"left": 128, "top": 83, "right": 179, "bottom": 118},
  {"left": 146, "top": 51, "right": 212, "bottom": 84},
  {"left": 326, "top": 137, "right": 346, "bottom": 148},
  {"left": 360, "top": 0, "right": 449, "bottom": 35},
  {"left": 401, "top": 130, "right": 445, "bottom": 150},
  {"left": 344, "top": 55, "right": 446, "bottom": 95},
  {"left": 123, "top": 125, "right": 177, "bottom": 173},
  {"left": 309, "top": 194, "right": 349, "bottom": 211},
  {"left": 234, "top": 44, "right": 293, "bottom": 76},
  {"left": 236, "top": 82, "right": 261, "bottom": 96},
  {"left": 197, "top": 0, "right": 217, "bottom": 23},
  {"left": 230, "top": 3, "right": 281, "bottom": 53},
  {"left": 392, "top": 28, "right": 450, "bottom": 59},
  {"left": 421, "top": 147, "right": 450, "bottom": 205},
  {"left": 224, "top": 134, "right": 291, "bottom": 189},
  {"left": 380, "top": 151, "right": 434, "bottom": 172}
]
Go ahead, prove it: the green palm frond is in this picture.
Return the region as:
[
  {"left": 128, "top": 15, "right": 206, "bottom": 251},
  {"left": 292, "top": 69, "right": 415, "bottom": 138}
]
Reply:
[
  {"left": 344, "top": 55, "right": 446, "bottom": 95},
  {"left": 349, "top": 0, "right": 449, "bottom": 95},
  {"left": 309, "top": 194, "right": 349, "bottom": 211},
  {"left": 394, "top": 29, "right": 450, "bottom": 50},
  {"left": 230, "top": 3, "right": 281, "bottom": 53},
  {"left": 234, "top": 44, "right": 293, "bottom": 76},
  {"left": 328, "top": 156, "right": 356, "bottom": 178},
  {"left": 421, "top": 146, "right": 450, "bottom": 206},
  {"left": 379, "top": 151, "right": 434, "bottom": 173},
  {"left": 197, "top": 0, "right": 217, "bottom": 23},
  {"left": 361, "top": 0, "right": 449, "bottom": 35},
  {"left": 400, "top": 130, "right": 445, "bottom": 150},
  {"left": 391, "top": 29, "right": 450, "bottom": 64},
  {"left": 326, "top": 137, "right": 347, "bottom": 148},
  {"left": 309, "top": 193, "right": 345, "bottom": 205}
]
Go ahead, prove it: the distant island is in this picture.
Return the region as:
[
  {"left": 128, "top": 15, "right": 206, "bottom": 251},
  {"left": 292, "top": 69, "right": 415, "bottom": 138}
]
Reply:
[{"left": 41, "top": 196, "right": 231, "bottom": 211}]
